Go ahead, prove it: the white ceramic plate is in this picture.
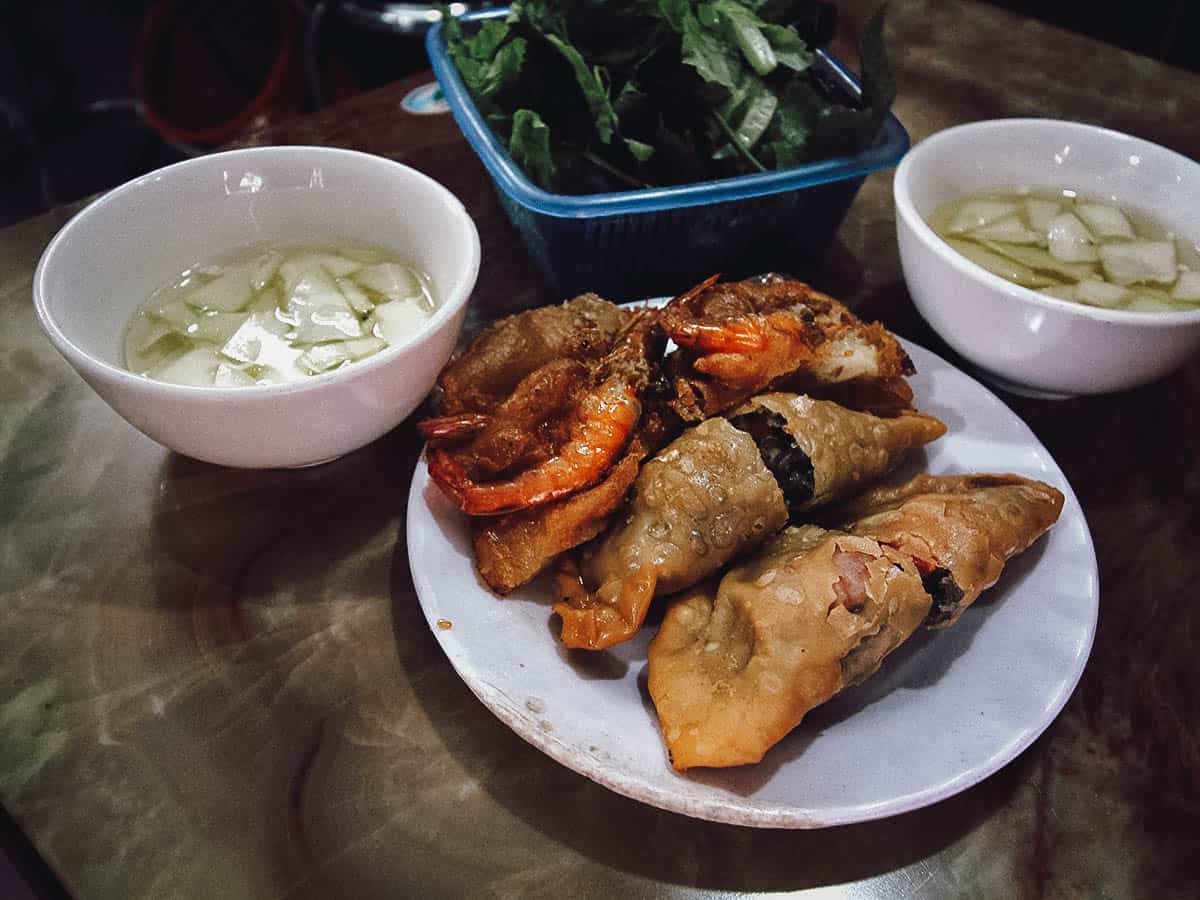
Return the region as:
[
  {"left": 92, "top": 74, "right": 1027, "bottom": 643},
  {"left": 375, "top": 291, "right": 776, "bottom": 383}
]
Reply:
[{"left": 406, "top": 334, "right": 1099, "bottom": 829}]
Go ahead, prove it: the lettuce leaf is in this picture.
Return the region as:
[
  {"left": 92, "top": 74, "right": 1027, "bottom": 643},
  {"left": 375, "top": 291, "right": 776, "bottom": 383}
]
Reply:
[
  {"left": 509, "top": 109, "right": 556, "bottom": 187},
  {"left": 544, "top": 33, "right": 618, "bottom": 143},
  {"left": 439, "top": 0, "right": 895, "bottom": 192}
]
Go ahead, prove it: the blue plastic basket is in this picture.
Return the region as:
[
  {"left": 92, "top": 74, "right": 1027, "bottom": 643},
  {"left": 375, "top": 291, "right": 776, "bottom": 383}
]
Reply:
[{"left": 427, "top": 8, "right": 910, "bottom": 300}]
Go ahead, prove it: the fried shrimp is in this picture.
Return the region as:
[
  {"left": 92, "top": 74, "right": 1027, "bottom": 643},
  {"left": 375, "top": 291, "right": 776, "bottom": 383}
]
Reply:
[
  {"left": 436, "top": 294, "right": 633, "bottom": 416},
  {"left": 662, "top": 274, "right": 915, "bottom": 421},
  {"left": 425, "top": 311, "right": 658, "bottom": 516},
  {"left": 421, "top": 358, "right": 588, "bottom": 478},
  {"left": 662, "top": 274, "right": 814, "bottom": 391},
  {"left": 427, "top": 378, "right": 641, "bottom": 515}
]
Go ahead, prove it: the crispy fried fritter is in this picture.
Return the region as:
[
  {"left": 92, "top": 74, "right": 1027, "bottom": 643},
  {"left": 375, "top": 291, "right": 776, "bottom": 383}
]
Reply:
[
  {"left": 422, "top": 359, "right": 587, "bottom": 479},
  {"left": 649, "top": 527, "right": 931, "bottom": 770},
  {"left": 423, "top": 311, "right": 660, "bottom": 516},
  {"left": 437, "top": 294, "right": 633, "bottom": 416},
  {"left": 552, "top": 395, "right": 945, "bottom": 651},
  {"left": 648, "top": 474, "right": 1064, "bottom": 770},
  {"left": 472, "top": 437, "right": 648, "bottom": 594},
  {"left": 662, "top": 274, "right": 916, "bottom": 421},
  {"left": 828, "top": 473, "right": 1066, "bottom": 627}
]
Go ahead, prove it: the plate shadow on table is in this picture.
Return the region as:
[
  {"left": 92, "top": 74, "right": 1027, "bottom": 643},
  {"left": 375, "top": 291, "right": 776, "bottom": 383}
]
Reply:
[
  {"left": 144, "top": 428, "right": 425, "bottom": 884},
  {"left": 389, "top": 524, "right": 1032, "bottom": 893},
  {"left": 147, "top": 426, "right": 422, "bottom": 642}
]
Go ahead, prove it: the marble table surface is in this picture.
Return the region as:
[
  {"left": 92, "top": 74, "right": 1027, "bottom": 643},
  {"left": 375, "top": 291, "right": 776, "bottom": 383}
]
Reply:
[{"left": 3, "top": 1, "right": 1199, "bottom": 897}]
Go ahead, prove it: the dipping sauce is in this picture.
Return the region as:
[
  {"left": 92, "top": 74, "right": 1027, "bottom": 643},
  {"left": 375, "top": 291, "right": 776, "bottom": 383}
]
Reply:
[
  {"left": 928, "top": 189, "right": 1200, "bottom": 311},
  {"left": 123, "top": 244, "right": 437, "bottom": 386}
]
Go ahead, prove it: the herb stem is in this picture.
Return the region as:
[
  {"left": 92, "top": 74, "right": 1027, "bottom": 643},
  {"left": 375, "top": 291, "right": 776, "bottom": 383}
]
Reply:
[
  {"left": 710, "top": 111, "right": 767, "bottom": 173},
  {"left": 579, "top": 149, "right": 652, "bottom": 190}
]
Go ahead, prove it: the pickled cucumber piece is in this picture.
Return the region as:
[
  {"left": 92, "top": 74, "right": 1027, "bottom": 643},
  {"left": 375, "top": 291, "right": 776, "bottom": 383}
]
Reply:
[
  {"left": 932, "top": 188, "right": 1197, "bottom": 313},
  {"left": 1039, "top": 284, "right": 1078, "bottom": 302},
  {"left": 337, "top": 277, "right": 375, "bottom": 315},
  {"left": 1075, "top": 203, "right": 1134, "bottom": 240},
  {"left": 1024, "top": 199, "right": 1061, "bottom": 232},
  {"left": 146, "top": 297, "right": 198, "bottom": 331},
  {"left": 1074, "top": 280, "right": 1130, "bottom": 308},
  {"left": 1099, "top": 241, "right": 1177, "bottom": 286},
  {"left": 1171, "top": 270, "right": 1200, "bottom": 302},
  {"left": 297, "top": 336, "right": 387, "bottom": 374},
  {"left": 971, "top": 216, "right": 1044, "bottom": 245},
  {"left": 214, "top": 363, "right": 257, "bottom": 387},
  {"left": 945, "top": 239, "right": 1058, "bottom": 288},
  {"left": 373, "top": 299, "right": 432, "bottom": 345},
  {"left": 154, "top": 347, "right": 222, "bottom": 385},
  {"left": 124, "top": 244, "right": 435, "bottom": 386},
  {"left": 1047, "top": 213, "right": 1099, "bottom": 263},
  {"left": 946, "top": 200, "right": 1019, "bottom": 234},
  {"left": 187, "top": 263, "right": 255, "bottom": 312},
  {"left": 353, "top": 263, "right": 422, "bottom": 301},
  {"left": 977, "top": 240, "right": 1096, "bottom": 282}
]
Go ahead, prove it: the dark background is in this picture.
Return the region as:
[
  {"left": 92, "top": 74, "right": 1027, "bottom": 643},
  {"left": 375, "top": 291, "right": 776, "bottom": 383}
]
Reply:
[{"left": 0, "top": 0, "right": 1197, "bottom": 231}]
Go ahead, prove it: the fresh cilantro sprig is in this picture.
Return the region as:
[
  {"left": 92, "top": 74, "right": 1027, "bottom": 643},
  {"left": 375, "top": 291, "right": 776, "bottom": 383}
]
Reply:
[{"left": 438, "top": 1, "right": 894, "bottom": 194}]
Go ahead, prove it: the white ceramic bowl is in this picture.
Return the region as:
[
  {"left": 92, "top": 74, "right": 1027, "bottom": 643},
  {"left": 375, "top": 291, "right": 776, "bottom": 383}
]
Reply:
[
  {"left": 894, "top": 118, "right": 1200, "bottom": 397},
  {"left": 34, "top": 146, "right": 480, "bottom": 467}
]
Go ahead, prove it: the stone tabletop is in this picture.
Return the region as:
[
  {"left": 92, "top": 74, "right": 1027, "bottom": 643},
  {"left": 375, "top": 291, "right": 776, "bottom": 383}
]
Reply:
[{"left": 2, "top": 1, "right": 1199, "bottom": 897}]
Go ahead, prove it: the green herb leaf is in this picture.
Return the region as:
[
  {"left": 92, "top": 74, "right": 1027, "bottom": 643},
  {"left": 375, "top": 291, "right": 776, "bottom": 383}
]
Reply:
[
  {"left": 773, "top": 80, "right": 819, "bottom": 148},
  {"left": 696, "top": 2, "right": 722, "bottom": 30},
  {"left": 713, "top": 0, "right": 777, "bottom": 77},
  {"left": 713, "top": 68, "right": 777, "bottom": 159},
  {"left": 441, "top": 0, "right": 894, "bottom": 191},
  {"left": 710, "top": 109, "right": 767, "bottom": 172},
  {"left": 469, "top": 20, "right": 510, "bottom": 60},
  {"left": 438, "top": 3, "right": 463, "bottom": 42},
  {"left": 444, "top": 16, "right": 522, "bottom": 101},
  {"left": 479, "top": 38, "right": 527, "bottom": 98},
  {"left": 726, "top": 89, "right": 777, "bottom": 158},
  {"left": 681, "top": 11, "right": 741, "bottom": 89},
  {"left": 624, "top": 138, "right": 656, "bottom": 162},
  {"left": 544, "top": 33, "right": 619, "bottom": 143},
  {"left": 767, "top": 139, "right": 803, "bottom": 169},
  {"left": 509, "top": 109, "right": 556, "bottom": 188},
  {"left": 508, "top": 0, "right": 567, "bottom": 39},
  {"left": 760, "top": 24, "right": 812, "bottom": 72},
  {"left": 656, "top": 0, "right": 690, "bottom": 31}
]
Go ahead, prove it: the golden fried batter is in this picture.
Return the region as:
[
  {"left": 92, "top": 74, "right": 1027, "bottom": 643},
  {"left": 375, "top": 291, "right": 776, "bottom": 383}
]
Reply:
[
  {"left": 662, "top": 274, "right": 916, "bottom": 421},
  {"left": 554, "top": 417, "right": 788, "bottom": 650},
  {"left": 472, "top": 437, "right": 648, "bottom": 595},
  {"left": 436, "top": 294, "right": 633, "bottom": 416},
  {"left": 829, "top": 473, "right": 1066, "bottom": 627},
  {"left": 554, "top": 396, "right": 945, "bottom": 650},
  {"left": 649, "top": 527, "right": 931, "bottom": 770},
  {"left": 424, "top": 310, "right": 659, "bottom": 516},
  {"left": 729, "top": 393, "right": 946, "bottom": 512},
  {"left": 648, "top": 473, "right": 1064, "bottom": 770}
]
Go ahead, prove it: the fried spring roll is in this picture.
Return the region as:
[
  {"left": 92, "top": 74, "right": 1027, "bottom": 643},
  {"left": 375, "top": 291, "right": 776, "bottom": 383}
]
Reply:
[
  {"left": 555, "top": 417, "right": 788, "bottom": 649},
  {"left": 649, "top": 526, "right": 931, "bottom": 770},
  {"left": 648, "top": 473, "right": 1064, "bottom": 770},
  {"left": 831, "top": 473, "right": 1065, "bottom": 627},
  {"left": 553, "top": 397, "right": 946, "bottom": 650},
  {"left": 727, "top": 393, "right": 947, "bottom": 515}
]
